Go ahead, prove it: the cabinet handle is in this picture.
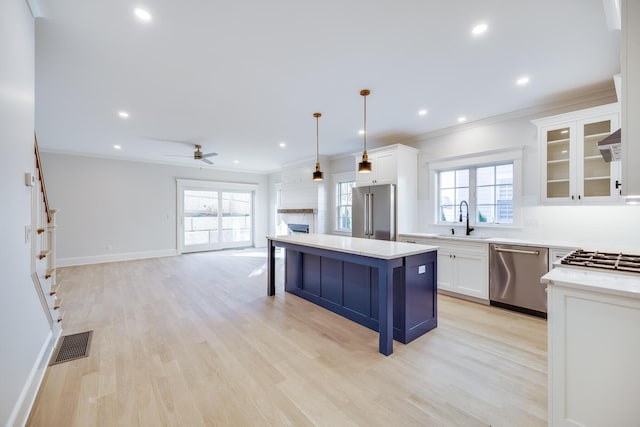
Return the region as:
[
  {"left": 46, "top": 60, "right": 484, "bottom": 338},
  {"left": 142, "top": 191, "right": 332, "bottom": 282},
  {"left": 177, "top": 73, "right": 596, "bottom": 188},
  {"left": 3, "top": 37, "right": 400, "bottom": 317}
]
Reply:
[
  {"left": 578, "top": 195, "right": 581, "bottom": 200},
  {"left": 571, "top": 195, "right": 574, "bottom": 200},
  {"left": 406, "top": 240, "right": 416, "bottom": 244}
]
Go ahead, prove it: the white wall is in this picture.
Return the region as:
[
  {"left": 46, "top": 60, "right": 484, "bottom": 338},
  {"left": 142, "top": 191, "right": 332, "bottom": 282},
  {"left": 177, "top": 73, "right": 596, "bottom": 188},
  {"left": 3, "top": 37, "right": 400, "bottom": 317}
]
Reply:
[
  {"left": 408, "top": 95, "right": 640, "bottom": 253},
  {"left": 0, "top": 2, "right": 52, "bottom": 425},
  {"left": 40, "top": 153, "right": 270, "bottom": 265}
]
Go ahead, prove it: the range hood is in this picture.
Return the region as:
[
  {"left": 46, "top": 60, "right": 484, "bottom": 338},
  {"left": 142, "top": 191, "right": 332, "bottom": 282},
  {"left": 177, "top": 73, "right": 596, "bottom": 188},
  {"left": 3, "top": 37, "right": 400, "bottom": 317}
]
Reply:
[{"left": 598, "top": 128, "right": 621, "bottom": 162}]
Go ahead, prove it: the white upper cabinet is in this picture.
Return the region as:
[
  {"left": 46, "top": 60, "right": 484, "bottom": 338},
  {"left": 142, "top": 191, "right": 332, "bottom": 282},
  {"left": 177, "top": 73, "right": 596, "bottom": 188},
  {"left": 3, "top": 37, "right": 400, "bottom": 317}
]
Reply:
[
  {"left": 533, "top": 103, "right": 621, "bottom": 204},
  {"left": 355, "top": 149, "right": 398, "bottom": 186},
  {"left": 354, "top": 144, "right": 419, "bottom": 234}
]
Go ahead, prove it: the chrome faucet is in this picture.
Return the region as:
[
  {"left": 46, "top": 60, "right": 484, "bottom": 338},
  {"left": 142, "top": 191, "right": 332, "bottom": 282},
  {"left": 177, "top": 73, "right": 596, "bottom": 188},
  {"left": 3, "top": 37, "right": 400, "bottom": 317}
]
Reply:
[{"left": 459, "top": 200, "right": 474, "bottom": 236}]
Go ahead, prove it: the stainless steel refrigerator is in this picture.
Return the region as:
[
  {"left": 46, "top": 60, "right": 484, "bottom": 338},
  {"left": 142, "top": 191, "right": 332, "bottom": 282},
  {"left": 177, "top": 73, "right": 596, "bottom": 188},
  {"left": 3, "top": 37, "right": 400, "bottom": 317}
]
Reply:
[{"left": 352, "top": 184, "right": 395, "bottom": 240}]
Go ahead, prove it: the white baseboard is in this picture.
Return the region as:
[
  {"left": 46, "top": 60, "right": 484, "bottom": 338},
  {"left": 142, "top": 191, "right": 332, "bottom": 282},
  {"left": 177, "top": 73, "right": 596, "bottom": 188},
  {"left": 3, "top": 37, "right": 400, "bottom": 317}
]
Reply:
[
  {"left": 57, "top": 249, "right": 178, "bottom": 267},
  {"left": 7, "top": 327, "right": 61, "bottom": 427}
]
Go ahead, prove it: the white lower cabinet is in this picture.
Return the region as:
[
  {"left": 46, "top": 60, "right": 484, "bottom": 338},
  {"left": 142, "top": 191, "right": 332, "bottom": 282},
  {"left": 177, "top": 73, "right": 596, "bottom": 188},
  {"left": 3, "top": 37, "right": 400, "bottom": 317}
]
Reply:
[
  {"left": 545, "top": 274, "right": 640, "bottom": 426},
  {"left": 400, "top": 236, "right": 488, "bottom": 300}
]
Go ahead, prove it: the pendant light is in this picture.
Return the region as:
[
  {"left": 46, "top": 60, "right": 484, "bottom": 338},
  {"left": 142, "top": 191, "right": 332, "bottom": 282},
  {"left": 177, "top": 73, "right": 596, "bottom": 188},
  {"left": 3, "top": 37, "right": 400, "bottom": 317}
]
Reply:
[
  {"left": 358, "top": 89, "right": 372, "bottom": 173},
  {"left": 312, "top": 112, "right": 324, "bottom": 181}
]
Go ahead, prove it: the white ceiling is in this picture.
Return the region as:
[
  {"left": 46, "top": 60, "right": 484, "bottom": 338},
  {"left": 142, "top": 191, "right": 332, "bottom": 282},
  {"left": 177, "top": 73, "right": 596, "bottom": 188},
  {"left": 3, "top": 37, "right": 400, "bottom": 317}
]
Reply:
[{"left": 34, "top": 0, "right": 620, "bottom": 173}]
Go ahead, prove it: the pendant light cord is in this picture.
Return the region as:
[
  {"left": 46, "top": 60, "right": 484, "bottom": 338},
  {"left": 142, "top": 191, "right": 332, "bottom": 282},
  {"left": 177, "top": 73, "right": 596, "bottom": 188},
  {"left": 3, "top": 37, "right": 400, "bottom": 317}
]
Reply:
[
  {"left": 316, "top": 115, "right": 319, "bottom": 161},
  {"left": 363, "top": 94, "right": 367, "bottom": 151}
]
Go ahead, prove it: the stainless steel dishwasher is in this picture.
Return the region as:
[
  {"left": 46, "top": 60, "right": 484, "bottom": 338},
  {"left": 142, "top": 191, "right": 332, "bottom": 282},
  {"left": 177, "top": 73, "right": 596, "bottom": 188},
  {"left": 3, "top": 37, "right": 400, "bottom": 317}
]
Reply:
[{"left": 489, "top": 243, "right": 549, "bottom": 317}]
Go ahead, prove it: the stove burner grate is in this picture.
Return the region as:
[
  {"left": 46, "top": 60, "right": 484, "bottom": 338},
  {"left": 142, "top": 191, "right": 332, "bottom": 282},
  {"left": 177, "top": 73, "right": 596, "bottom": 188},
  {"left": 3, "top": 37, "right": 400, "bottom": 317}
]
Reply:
[{"left": 561, "top": 250, "right": 640, "bottom": 273}]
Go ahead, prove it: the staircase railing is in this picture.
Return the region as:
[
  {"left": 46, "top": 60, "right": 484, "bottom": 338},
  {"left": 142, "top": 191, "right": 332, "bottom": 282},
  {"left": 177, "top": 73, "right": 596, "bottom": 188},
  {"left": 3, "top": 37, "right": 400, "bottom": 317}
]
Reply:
[
  {"left": 34, "top": 135, "right": 51, "bottom": 223},
  {"left": 33, "top": 136, "right": 63, "bottom": 328}
]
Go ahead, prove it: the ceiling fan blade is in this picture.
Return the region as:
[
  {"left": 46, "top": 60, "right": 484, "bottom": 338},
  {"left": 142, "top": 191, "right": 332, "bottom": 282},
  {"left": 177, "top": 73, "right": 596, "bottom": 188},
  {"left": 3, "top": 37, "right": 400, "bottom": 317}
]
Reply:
[
  {"left": 164, "top": 154, "right": 193, "bottom": 157},
  {"left": 202, "top": 152, "right": 218, "bottom": 158},
  {"left": 201, "top": 158, "right": 214, "bottom": 165}
]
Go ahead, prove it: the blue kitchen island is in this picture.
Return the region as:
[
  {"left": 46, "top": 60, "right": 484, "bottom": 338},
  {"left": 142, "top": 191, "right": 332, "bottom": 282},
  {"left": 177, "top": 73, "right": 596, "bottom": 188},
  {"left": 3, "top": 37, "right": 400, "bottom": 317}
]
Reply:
[{"left": 267, "top": 234, "right": 438, "bottom": 355}]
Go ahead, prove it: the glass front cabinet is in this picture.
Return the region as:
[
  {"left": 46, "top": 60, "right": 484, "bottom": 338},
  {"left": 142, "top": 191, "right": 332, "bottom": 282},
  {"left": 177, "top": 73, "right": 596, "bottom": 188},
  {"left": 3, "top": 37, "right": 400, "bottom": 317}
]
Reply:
[{"left": 533, "top": 103, "right": 621, "bottom": 203}]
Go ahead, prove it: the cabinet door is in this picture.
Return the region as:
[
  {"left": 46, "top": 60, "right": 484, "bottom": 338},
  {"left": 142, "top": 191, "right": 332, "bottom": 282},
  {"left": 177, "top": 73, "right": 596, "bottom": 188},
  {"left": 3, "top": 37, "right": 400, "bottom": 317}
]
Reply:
[
  {"left": 372, "top": 151, "right": 397, "bottom": 184},
  {"left": 577, "top": 114, "right": 620, "bottom": 202},
  {"left": 354, "top": 150, "right": 398, "bottom": 186},
  {"left": 541, "top": 124, "right": 576, "bottom": 203},
  {"left": 436, "top": 249, "right": 454, "bottom": 291},
  {"left": 453, "top": 252, "right": 489, "bottom": 299}
]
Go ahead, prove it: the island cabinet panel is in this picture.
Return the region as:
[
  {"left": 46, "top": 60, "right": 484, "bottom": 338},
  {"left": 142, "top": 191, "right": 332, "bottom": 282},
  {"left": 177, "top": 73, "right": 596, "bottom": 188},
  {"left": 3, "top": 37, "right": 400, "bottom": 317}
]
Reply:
[
  {"left": 320, "top": 257, "right": 343, "bottom": 305},
  {"left": 343, "top": 262, "right": 372, "bottom": 316},
  {"left": 302, "top": 254, "right": 321, "bottom": 295},
  {"left": 284, "top": 249, "right": 437, "bottom": 344},
  {"left": 402, "top": 254, "right": 437, "bottom": 343}
]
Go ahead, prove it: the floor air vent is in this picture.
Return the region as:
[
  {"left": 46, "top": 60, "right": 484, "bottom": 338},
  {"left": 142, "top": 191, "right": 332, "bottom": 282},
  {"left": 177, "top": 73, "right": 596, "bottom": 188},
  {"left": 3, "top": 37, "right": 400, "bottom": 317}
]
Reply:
[{"left": 50, "top": 331, "right": 93, "bottom": 365}]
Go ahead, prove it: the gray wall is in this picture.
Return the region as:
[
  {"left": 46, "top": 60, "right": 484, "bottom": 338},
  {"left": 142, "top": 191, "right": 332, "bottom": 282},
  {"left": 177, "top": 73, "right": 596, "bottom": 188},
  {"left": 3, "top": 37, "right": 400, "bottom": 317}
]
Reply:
[
  {"left": 0, "top": 2, "right": 52, "bottom": 425},
  {"left": 40, "top": 153, "right": 270, "bottom": 265}
]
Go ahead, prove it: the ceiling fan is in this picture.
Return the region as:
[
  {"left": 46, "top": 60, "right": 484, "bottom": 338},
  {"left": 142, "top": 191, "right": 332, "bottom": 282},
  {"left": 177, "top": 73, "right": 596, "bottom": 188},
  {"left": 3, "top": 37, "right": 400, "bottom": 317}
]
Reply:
[
  {"left": 164, "top": 144, "right": 218, "bottom": 165},
  {"left": 152, "top": 137, "right": 218, "bottom": 165}
]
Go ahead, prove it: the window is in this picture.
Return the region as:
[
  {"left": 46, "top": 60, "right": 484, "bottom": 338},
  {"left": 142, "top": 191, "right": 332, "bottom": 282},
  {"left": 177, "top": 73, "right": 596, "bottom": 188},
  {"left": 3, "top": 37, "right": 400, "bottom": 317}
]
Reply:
[
  {"left": 437, "top": 162, "right": 514, "bottom": 225},
  {"left": 477, "top": 164, "right": 513, "bottom": 224},
  {"left": 336, "top": 180, "right": 355, "bottom": 231},
  {"left": 177, "top": 179, "right": 257, "bottom": 254}
]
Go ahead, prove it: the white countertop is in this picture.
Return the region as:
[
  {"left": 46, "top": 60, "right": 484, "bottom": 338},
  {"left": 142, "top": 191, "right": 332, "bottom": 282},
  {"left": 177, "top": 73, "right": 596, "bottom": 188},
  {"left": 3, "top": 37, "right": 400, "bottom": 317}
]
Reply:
[
  {"left": 399, "top": 232, "right": 580, "bottom": 250},
  {"left": 541, "top": 266, "right": 640, "bottom": 300},
  {"left": 268, "top": 234, "right": 438, "bottom": 260}
]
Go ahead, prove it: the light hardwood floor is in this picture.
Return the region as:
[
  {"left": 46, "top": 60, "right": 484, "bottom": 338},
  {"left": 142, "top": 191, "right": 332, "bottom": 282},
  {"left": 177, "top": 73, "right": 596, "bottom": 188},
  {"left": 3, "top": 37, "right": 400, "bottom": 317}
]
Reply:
[{"left": 28, "top": 248, "right": 547, "bottom": 426}]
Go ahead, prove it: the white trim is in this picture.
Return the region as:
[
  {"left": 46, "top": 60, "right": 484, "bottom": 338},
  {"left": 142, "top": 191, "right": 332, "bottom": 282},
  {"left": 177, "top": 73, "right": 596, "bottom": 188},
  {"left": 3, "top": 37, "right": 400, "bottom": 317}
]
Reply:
[
  {"left": 428, "top": 146, "right": 524, "bottom": 171},
  {"left": 175, "top": 178, "right": 259, "bottom": 190},
  {"left": 530, "top": 102, "right": 619, "bottom": 128},
  {"left": 6, "top": 328, "right": 60, "bottom": 427},
  {"left": 57, "top": 249, "right": 178, "bottom": 267}
]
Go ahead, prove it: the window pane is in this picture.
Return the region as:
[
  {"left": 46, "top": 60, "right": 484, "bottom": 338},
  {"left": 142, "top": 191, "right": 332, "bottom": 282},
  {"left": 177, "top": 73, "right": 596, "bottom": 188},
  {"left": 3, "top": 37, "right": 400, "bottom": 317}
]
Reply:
[
  {"left": 440, "top": 171, "right": 455, "bottom": 188},
  {"left": 337, "top": 180, "right": 355, "bottom": 231},
  {"left": 456, "top": 169, "right": 469, "bottom": 187},
  {"left": 440, "top": 205, "right": 456, "bottom": 222},
  {"left": 496, "top": 184, "right": 513, "bottom": 202},
  {"left": 440, "top": 189, "right": 455, "bottom": 206},
  {"left": 455, "top": 188, "right": 469, "bottom": 205},
  {"left": 477, "top": 166, "right": 495, "bottom": 186},
  {"left": 496, "top": 164, "right": 513, "bottom": 184},
  {"left": 477, "top": 205, "right": 495, "bottom": 223},
  {"left": 221, "top": 192, "right": 252, "bottom": 243},
  {"left": 477, "top": 186, "right": 495, "bottom": 204}
]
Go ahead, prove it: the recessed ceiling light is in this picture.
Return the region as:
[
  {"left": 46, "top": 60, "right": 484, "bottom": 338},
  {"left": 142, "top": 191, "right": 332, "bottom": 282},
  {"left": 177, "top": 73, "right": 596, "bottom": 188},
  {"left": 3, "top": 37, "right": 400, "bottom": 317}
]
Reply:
[
  {"left": 113, "top": 145, "right": 121, "bottom": 150},
  {"left": 418, "top": 109, "right": 428, "bottom": 116},
  {"left": 516, "top": 76, "right": 530, "bottom": 86},
  {"left": 472, "top": 23, "right": 488, "bottom": 35},
  {"left": 458, "top": 116, "right": 467, "bottom": 123},
  {"left": 118, "top": 111, "right": 129, "bottom": 118},
  {"left": 358, "top": 129, "right": 365, "bottom": 135},
  {"left": 234, "top": 160, "right": 239, "bottom": 164},
  {"left": 134, "top": 8, "right": 152, "bottom": 21},
  {"left": 279, "top": 142, "right": 286, "bottom": 148}
]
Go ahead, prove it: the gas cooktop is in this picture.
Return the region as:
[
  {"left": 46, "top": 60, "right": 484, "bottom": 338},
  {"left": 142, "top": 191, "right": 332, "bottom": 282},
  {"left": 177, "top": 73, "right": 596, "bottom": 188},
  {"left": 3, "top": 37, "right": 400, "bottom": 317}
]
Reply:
[{"left": 561, "top": 250, "right": 640, "bottom": 274}]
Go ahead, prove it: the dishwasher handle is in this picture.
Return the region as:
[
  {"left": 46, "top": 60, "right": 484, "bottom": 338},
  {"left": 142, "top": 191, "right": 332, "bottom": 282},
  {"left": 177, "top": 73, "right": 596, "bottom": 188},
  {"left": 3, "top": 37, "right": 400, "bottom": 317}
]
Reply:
[{"left": 495, "top": 247, "right": 540, "bottom": 256}]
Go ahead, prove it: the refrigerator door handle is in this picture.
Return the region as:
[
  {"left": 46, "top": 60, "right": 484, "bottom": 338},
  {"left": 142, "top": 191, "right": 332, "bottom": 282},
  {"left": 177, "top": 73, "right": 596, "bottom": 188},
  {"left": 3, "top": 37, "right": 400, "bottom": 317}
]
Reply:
[
  {"left": 363, "top": 193, "right": 369, "bottom": 236},
  {"left": 368, "top": 192, "right": 373, "bottom": 236}
]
